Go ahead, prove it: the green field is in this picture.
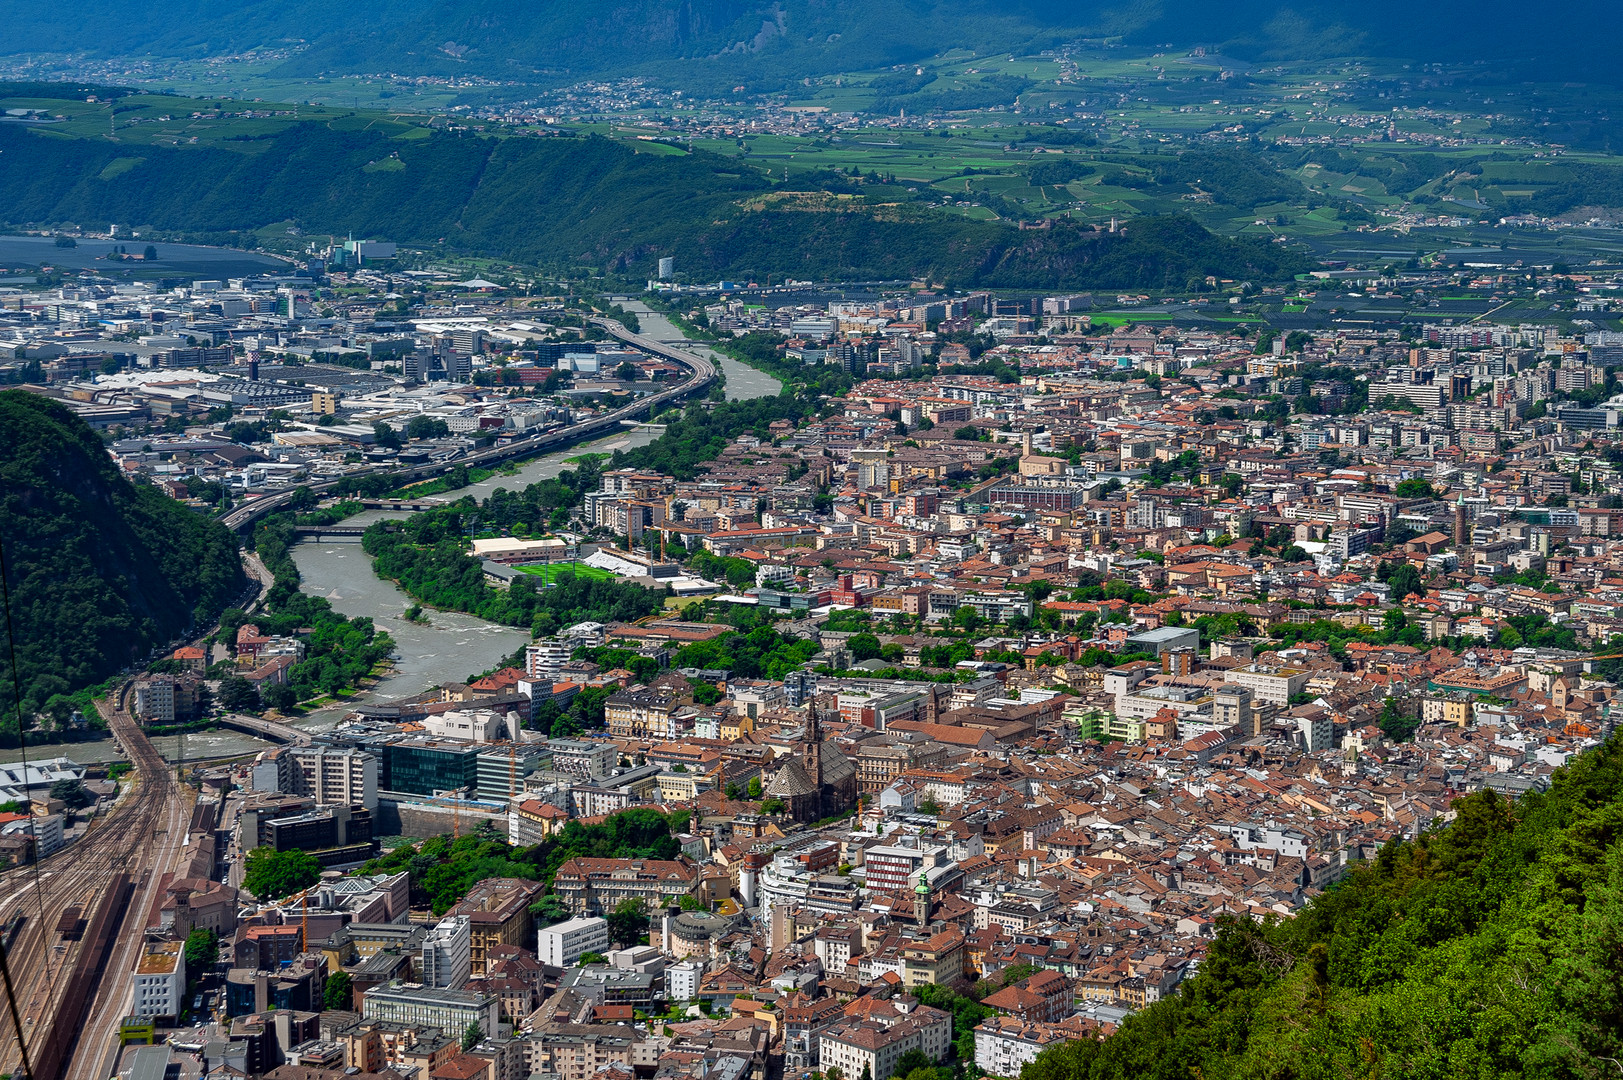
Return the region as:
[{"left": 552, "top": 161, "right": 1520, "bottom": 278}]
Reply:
[{"left": 517, "top": 561, "right": 616, "bottom": 584}]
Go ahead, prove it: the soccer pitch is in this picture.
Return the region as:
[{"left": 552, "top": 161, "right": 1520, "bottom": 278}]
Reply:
[{"left": 517, "top": 562, "right": 616, "bottom": 584}]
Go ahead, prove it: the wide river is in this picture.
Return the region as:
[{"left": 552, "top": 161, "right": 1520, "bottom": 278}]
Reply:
[
  {"left": 621, "top": 301, "right": 783, "bottom": 401},
  {"left": 0, "top": 306, "right": 780, "bottom": 766}
]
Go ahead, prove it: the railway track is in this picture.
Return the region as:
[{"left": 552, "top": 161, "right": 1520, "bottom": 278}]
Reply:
[
  {"left": 0, "top": 695, "right": 187, "bottom": 1080},
  {"left": 0, "top": 321, "right": 720, "bottom": 1076}
]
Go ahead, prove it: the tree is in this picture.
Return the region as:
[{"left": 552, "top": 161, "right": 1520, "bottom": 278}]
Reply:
[
  {"left": 1379, "top": 696, "right": 1419, "bottom": 742},
  {"left": 1000, "top": 962, "right": 1042, "bottom": 986},
  {"left": 143, "top": 244, "right": 158, "bottom": 261},
  {"left": 261, "top": 683, "right": 299, "bottom": 712},
  {"left": 49, "top": 778, "right": 93, "bottom": 810},
  {"left": 406, "top": 415, "right": 450, "bottom": 440},
  {"left": 606, "top": 897, "right": 648, "bottom": 948},
  {"left": 243, "top": 847, "right": 321, "bottom": 900},
  {"left": 953, "top": 426, "right": 981, "bottom": 441},
  {"left": 323, "top": 970, "right": 353, "bottom": 1010},
  {"left": 579, "top": 951, "right": 609, "bottom": 965},
  {"left": 184, "top": 928, "right": 219, "bottom": 970},
  {"left": 1393, "top": 478, "right": 1437, "bottom": 499},
  {"left": 372, "top": 420, "right": 403, "bottom": 450},
  {"left": 951, "top": 605, "right": 984, "bottom": 632},
  {"left": 894, "top": 1051, "right": 933, "bottom": 1077},
  {"left": 747, "top": 776, "right": 763, "bottom": 799},
  {"left": 217, "top": 675, "right": 259, "bottom": 713},
  {"left": 530, "top": 893, "right": 573, "bottom": 926},
  {"left": 616, "top": 361, "right": 638, "bottom": 381},
  {"left": 463, "top": 1020, "right": 484, "bottom": 1051},
  {"left": 1387, "top": 563, "right": 1425, "bottom": 602}
]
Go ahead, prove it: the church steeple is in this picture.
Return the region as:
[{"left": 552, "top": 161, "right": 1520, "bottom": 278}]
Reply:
[
  {"left": 804, "top": 712, "right": 823, "bottom": 788},
  {"left": 913, "top": 872, "right": 931, "bottom": 926}
]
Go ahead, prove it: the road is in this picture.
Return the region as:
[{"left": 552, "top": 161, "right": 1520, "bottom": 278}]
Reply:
[
  {"left": 0, "top": 689, "right": 189, "bottom": 1080},
  {"left": 216, "top": 320, "right": 715, "bottom": 537},
  {"left": 0, "top": 318, "right": 722, "bottom": 1078}
]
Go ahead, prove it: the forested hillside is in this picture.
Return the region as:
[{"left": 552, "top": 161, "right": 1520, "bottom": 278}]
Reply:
[
  {"left": 0, "top": 124, "right": 1309, "bottom": 287},
  {"left": 0, "top": 0, "right": 1613, "bottom": 89},
  {"left": 1021, "top": 735, "right": 1623, "bottom": 1080},
  {"left": 0, "top": 391, "right": 245, "bottom": 729}
]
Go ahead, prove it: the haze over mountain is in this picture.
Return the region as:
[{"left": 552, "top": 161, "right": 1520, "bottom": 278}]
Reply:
[{"left": 0, "top": 0, "right": 1614, "bottom": 88}]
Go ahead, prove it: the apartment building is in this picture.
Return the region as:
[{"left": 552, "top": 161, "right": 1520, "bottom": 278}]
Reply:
[
  {"left": 423, "top": 914, "right": 473, "bottom": 989},
  {"left": 818, "top": 1006, "right": 952, "bottom": 1080},
  {"left": 536, "top": 916, "right": 610, "bottom": 968},
  {"left": 545, "top": 739, "right": 619, "bottom": 780},
  {"left": 292, "top": 745, "right": 380, "bottom": 810},
  {"left": 361, "top": 983, "right": 500, "bottom": 1038},
  {"left": 1222, "top": 665, "right": 1311, "bottom": 706},
  {"left": 450, "top": 878, "right": 543, "bottom": 977},
  {"left": 604, "top": 686, "right": 680, "bottom": 741},
  {"left": 551, "top": 857, "right": 699, "bottom": 916},
  {"left": 132, "top": 941, "right": 186, "bottom": 1020}
]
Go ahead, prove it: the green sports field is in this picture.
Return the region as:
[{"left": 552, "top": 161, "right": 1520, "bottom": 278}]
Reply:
[{"left": 517, "top": 562, "right": 616, "bottom": 584}]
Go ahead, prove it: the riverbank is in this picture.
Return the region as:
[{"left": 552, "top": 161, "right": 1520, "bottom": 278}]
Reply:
[
  {"left": 286, "top": 426, "right": 664, "bottom": 723},
  {"left": 621, "top": 300, "right": 782, "bottom": 402}
]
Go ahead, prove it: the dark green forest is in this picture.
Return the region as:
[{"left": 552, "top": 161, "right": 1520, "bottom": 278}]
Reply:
[
  {"left": 0, "top": 123, "right": 1310, "bottom": 287},
  {"left": 0, "top": 391, "right": 245, "bottom": 730},
  {"left": 1021, "top": 734, "right": 1623, "bottom": 1080}
]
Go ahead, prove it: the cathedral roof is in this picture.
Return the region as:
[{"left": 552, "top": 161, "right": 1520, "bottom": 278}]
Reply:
[{"left": 764, "top": 758, "right": 818, "bottom": 798}]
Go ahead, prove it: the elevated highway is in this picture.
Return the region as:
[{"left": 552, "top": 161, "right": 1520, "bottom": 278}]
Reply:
[{"left": 216, "top": 320, "right": 714, "bottom": 537}]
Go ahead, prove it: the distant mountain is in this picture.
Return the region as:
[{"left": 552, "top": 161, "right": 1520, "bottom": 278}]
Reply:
[
  {"left": 0, "top": 121, "right": 1313, "bottom": 286},
  {"left": 0, "top": 391, "right": 246, "bottom": 723},
  {"left": 0, "top": 0, "right": 1614, "bottom": 88}
]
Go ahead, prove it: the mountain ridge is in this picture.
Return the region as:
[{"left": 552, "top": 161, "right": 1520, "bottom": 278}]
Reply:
[
  {"left": 0, "top": 390, "right": 246, "bottom": 726},
  {"left": 0, "top": 0, "right": 1615, "bottom": 88}
]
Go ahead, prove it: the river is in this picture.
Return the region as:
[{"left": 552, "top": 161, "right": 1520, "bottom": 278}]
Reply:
[
  {"left": 621, "top": 301, "right": 782, "bottom": 402},
  {"left": 5, "top": 307, "right": 762, "bottom": 766},
  {"left": 286, "top": 424, "right": 670, "bottom": 730}
]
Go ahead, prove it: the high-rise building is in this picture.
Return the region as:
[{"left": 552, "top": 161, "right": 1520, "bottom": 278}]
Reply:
[
  {"left": 290, "top": 745, "right": 379, "bottom": 810},
  {"left": 422, "top": 914, "right": 472, "bottom": 990},
  {"left": 1213, "top": 687, "right": 1255, "bottom": 736}
]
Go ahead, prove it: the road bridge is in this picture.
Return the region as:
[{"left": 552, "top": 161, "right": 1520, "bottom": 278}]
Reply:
[
  {"left": 293, "top": 524, "right": 369, "bottom": 539},
  {"left": 215, "top": 713, "right": 311, "bottom": 745}
]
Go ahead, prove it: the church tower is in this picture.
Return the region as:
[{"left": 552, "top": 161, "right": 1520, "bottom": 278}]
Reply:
[
  {"left": 913, "top": 872, "right": 931, "bottom": 927},
  {"left": 804, "top": 712, "right": 824, "bottom": 793}
]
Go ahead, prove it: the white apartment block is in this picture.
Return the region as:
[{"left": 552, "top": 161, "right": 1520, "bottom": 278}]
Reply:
[
  {"left": 1222, "top": 665, "right": 1311, "bottom": 706},
  {"left": 536, "top": 916, "right": 610, "bottom": 968},
  {"left": 361, "top": 984, "right": 500, "bottom": 1037},
  {"left": 819, "top": 1008, "right": 952, "bottom": 1080},
  {"left": 423, "top": 914, "right": 472, "bottom": 989},
  {"left": 133, "top": 941, "right": 185, "bottom": 1019},
  {"left": 666, "top": 959, "right": 704, "bottom": 1002},
  {"left": 292, "top": 745, "right": 379, "bottom": 810},
  {"left": 134, "top": 679, "right": 175, "bottom": 725},
  {"left": 974, "top": 1018, "right": 1065, "bottom": 1077}
]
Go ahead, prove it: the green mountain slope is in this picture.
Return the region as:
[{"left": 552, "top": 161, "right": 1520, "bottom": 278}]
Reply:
[
  {"left": 0, "top": 391, "right": 246, "bottom": 726},
  {"left": 1022, "top": 736, "right": 1623, "bottom": 1080},
  {"left": 0, "top": 0, "right": 1614, "bottom": 87},
  {"left": 0, "top": 124, "right": 1311, "bottom": 286}
]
